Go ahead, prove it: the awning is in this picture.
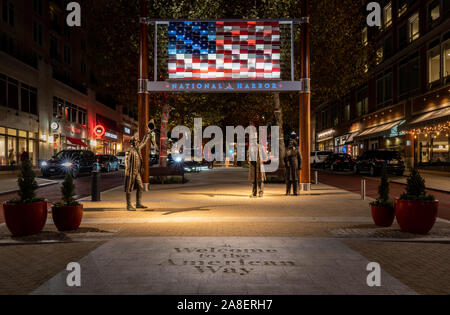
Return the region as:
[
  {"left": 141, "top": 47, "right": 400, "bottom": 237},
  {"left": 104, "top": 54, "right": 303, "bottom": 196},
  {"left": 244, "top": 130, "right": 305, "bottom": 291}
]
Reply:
[
  {"left": 345, "top": 131, "right": 360, "bottom": 144},
  {"left": 356, "top": 120, "right": 402, "bottom": 139},
  {"left": 67, "top": 137, "right": 87, "bottom": 147},
  {"left": 400, "top": 106, "right": 450, "bottom": 130}
]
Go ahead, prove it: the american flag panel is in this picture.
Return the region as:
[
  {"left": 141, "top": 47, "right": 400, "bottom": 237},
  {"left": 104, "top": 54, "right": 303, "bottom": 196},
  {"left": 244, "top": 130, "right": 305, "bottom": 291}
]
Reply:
[{"left": 168, "top": 21, "right": 281, "bottom": 80}]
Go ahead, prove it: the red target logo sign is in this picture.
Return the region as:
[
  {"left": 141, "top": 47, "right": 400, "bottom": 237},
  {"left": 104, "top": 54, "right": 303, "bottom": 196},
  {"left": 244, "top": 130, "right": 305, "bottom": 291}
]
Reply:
[{"left": 94, "top": 125, "right": 105, "bottom": 138}]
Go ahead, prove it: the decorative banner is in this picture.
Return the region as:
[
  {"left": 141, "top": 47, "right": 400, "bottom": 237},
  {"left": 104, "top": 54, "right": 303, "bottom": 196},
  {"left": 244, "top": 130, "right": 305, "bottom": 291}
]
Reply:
[{"left": 168, "top": 21, "right": 280, "bottom": 80}]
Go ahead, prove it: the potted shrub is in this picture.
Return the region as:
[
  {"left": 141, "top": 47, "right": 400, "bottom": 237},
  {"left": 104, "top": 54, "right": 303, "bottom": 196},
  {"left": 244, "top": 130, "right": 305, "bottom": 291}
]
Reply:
[
  {"left": 395, "top": 168, "right": 438, "bottom": 234},
  {"left": 370, "top": 167, "right": 394, "bottom": 227},
  {"left": 3, "top": 160, "right": 47, "bottom": 236},
  {"left": 51, "top": 172, "right": 83, "bottom": 231}
]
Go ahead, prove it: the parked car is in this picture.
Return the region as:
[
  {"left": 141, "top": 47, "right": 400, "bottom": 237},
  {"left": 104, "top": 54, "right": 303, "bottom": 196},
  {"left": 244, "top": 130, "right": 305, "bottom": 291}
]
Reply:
[
  {"left": 310, "top": 151, "right": 332, "bottom": 167},
  {"left": 41, "top": 150, "right": 96, "bottom": 178},
  {"left": 96, "top": 155, "right": 120, "bottom": 172},
  {"left": 323, "top": 153, "right": 355, "bottom": 172},
  {"left": 149, "top": 154, "right": 175, "bottom": 166},
  {"left": 116, "top": 152, "right": 126, "bottom": 168},
  {"left": 354, "top": 150, "right": 405, "bottom": 176}
]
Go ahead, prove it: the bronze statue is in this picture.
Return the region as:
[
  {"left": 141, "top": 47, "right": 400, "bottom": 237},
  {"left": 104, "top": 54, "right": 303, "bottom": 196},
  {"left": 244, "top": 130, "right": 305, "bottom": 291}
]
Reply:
[
  {"left": 284, "top": 133, "right": 302, "bottom": 196},
  {"left": 124, "top": 120, "right": 157, "bottom": 211}
]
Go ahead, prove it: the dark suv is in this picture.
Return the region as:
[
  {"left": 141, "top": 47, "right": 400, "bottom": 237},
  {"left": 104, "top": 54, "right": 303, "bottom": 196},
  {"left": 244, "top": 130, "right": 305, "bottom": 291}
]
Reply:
[
  {"left": 354, "top": 150, "right": 405, "bottom": 176},
  {"left": 41, "top": 150, "right": 96, "bottom": 178}
]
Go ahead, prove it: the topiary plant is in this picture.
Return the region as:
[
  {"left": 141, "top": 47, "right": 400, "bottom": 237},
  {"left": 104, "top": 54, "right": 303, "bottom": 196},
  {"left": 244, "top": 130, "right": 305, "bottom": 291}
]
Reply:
[
  {"left": 400, "top": 168, "right": 435, "bottom": 201},
  {"left": 55, "top": 172, "right": 80, "bottom": 206},
  {"left": 370, "top": 166, "right": 393, "bottom": 207},
  {"left": 9, "top": 159, "right": 43, "bottom": 204}
]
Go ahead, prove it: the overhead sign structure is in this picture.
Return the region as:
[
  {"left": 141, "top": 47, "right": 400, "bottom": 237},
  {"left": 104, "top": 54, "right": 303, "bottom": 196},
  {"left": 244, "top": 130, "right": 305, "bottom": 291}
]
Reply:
[{"left": 141, "top": 19, "right": 303, "bottom": 93}]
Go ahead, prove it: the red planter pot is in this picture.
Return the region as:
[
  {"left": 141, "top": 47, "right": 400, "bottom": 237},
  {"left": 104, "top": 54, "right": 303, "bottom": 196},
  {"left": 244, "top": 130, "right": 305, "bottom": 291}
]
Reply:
[
  {"left": 3, "top": 201, "right": 48, "bottom": 236},
  {"left": 395, "top": 199, "right": 439, "bottom": 234},
  {"left": 51, "top": 204, "right": 83, "bottom": 231},
  {"left": 371, "top": 205, "right": 395, "bottom": 227}
]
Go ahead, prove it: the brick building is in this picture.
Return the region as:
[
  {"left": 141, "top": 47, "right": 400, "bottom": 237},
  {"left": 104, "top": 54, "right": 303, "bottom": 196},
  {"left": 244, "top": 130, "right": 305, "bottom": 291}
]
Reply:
[
  {"left": 314, "top": 0, "right": 450, "bottom": 171},
  {"left": 0, "top": 0, "right": 138, "bottom": 169}
]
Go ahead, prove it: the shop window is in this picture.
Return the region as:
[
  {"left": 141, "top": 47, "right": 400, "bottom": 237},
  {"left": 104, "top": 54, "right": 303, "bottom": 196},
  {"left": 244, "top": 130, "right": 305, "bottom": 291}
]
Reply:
[
  {"left": 428, "top": 44, "right": 441, "bottom": 84},
  {"left": 7, "top": 136, "right": 16, "bottom": 165},
  {"left": 383, "top": 2, "right": 392, "bottom": 28},
  {"left": 444, "top": 39, "right": 450, "bottom": 78},
  {"left": 408, "top": 12, "right": 420, "bottom": 42}
]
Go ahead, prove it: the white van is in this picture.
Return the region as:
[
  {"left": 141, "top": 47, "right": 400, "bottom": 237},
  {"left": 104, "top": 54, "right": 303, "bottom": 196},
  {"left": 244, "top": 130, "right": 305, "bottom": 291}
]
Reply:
[{"left": 310, "top": 151, "right": 332, "bottom": 166}]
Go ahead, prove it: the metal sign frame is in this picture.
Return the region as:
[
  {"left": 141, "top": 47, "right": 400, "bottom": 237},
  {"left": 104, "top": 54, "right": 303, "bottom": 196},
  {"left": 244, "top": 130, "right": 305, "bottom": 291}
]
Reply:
[{"left": 140, "top": 18, "right": 306, "bottom": 93}]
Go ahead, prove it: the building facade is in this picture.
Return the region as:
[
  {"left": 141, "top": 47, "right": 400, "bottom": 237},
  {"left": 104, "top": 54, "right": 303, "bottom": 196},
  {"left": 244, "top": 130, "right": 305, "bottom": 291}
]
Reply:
[
  {"left": 314, "top": 0, "right": 450, "bottom": 171},
  {"left": 0, "top": 0, "right": 137, "bottom": 169}
]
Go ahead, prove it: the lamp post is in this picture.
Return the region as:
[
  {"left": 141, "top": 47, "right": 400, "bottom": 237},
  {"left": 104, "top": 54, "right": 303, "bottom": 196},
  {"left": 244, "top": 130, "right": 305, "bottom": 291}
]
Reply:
[
  {"left": 299, "top": 0, "right": 311, "bottom": 191},
  {"left": 138, "top": 0, "right": 150, "bottom": 190}
]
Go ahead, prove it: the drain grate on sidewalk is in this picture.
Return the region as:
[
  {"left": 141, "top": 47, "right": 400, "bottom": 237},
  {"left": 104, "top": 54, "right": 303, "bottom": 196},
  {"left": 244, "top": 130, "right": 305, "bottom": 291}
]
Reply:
[{"left": 328, "top": 227, "right": 450, "bottom": 240}]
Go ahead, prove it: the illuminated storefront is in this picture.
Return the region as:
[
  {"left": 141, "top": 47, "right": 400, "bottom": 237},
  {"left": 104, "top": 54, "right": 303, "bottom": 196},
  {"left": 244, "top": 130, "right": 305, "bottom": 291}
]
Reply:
[
  {"left": 0, "top": 127, "right": 38, "bottom": 167},
  {"left": 316, "top": 129, "right": 334, "bottom": 151}
]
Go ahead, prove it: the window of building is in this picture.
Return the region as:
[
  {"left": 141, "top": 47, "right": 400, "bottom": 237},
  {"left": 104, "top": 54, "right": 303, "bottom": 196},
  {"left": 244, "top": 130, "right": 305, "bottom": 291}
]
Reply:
[
  {"left": 384, "top": 2, "right": 393, "bottom": 28},
  {"left": 399, "top": 54, "right": 420, "bottom": 100},
  {"left": 20, "top": 83, "right": 38, "bottom": 115},
  {"left": 356, "top": 87, "right": 369, "bottom": 117},
  {"left": 63, "top": 45, "right": 71, "bottom": 64},
  {"left": 408, "top": 12, "right": 420, "bottom": 42},
  {"left": 384, "top": 34, "right": 393, "bottom": 58},
  {"left": 2, "top": 0, "right": 7, "bottom": 23},
  {"left": 376, "top": 47, "right": 384, "bottom": 64},
  {"left": 362, "top": 27, "right": 368, "bottom": 46},
  {"left": 428, "top": 43, "right": 441, "bottom": 84},
  {"left": 428, "top": 0, "right": 440, "bottom": 27},
  {"left": 32, "top": 0, "right": 42, "bottom": 16},
  {"left": 33, "top": 21, "right": 43, "bottom": 46},
  {"left": 399, "top": 23, "right": 408, "bottom": 50},
  {"left": 444, "top": 39, "right": 450, "bottom": 78},
  {"left": 7, "top": 77, "right": 18, "bottom": 109},
  {"left": 53, "top": 96, "right": 64, "bottom": 118},
  {"left": 398, "top": 0, "right": 408, "bottom": 16},
  {"left": 344, "top": 103, "right": 350, "bottom": 122},
  {"left": 50, "top": 36, "right": 59, "bottom": 60},
  {"left": 321, "top": 110, "right": 328, "bottom": 129},
  {"left": 0, "top": 74, "right": 6, "bottom": 107},
  {"left": 377, "top": 71, "right": 393, "bottom": 108},
  {"left": 7, "top": 2, "right": 13, "bottom": 26},
  {"left": 81, "top": 60, "right": 86, "bottom": 74}
]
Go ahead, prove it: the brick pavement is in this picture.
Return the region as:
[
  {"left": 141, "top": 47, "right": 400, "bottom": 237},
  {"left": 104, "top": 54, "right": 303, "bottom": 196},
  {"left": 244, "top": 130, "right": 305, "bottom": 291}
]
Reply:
[{"left": 0, "top": 168, "right": 448, "bottom": 294}]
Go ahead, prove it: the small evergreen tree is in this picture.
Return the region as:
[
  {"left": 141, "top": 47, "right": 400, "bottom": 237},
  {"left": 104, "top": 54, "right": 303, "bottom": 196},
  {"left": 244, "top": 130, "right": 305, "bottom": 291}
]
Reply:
[
  {"left": 400, "top": 168, "right": 435, "bottom": 201},
  {"left": 60, "top": 172, "right": 78, "bottom": 206},
  {"left": 370, "top": 166, "right": 393, "bottom": 207},
  {"left": 17, "top": 159, "right": 39, "bottom": 203}
]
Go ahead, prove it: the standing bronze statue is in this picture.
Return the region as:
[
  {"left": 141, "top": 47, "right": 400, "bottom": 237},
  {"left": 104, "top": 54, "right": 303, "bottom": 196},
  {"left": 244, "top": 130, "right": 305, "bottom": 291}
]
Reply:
[
  {"left": 124, "top": 119, "right": 157, "bottom": 211},
  {"left": 284, "top": 132, "right": 302, "bottom": 196}
]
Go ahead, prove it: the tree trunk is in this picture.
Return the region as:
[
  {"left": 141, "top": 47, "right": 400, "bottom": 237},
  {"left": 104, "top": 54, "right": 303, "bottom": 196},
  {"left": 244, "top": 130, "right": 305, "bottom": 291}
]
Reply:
[{"left": 273, "top": 93, "right": 285, "bottom": 170}]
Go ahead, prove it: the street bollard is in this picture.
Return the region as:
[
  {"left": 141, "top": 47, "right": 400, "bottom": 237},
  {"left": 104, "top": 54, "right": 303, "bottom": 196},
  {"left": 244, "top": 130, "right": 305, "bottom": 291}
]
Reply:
[
  {"left": 361, "top": 179, "right": 366, "bottom": 200},
  {"left": 91, "top": 170, "right": 101, "bottom": 201},
  {"left": 314, "top": 171, "right": 318, "bottom": 185}
]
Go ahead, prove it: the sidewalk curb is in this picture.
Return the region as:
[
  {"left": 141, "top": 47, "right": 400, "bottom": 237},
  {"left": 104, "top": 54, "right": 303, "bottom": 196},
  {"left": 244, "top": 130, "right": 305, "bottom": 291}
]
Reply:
[
  {"left": 0, "top": 181, "right": 59, "bottom": 196},
  {"left": 390, "top": 180, "right": 450, "bottom": 194}
]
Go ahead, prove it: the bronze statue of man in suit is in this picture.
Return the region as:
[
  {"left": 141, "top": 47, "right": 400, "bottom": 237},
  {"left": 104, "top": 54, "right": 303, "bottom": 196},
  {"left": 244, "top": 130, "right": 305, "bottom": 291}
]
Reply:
[
  {"left": 284, "top": 132, "right": 302, "bottom": 196},
  {"left": 124, "top": 120, "right": 157, "bottom": 211}
]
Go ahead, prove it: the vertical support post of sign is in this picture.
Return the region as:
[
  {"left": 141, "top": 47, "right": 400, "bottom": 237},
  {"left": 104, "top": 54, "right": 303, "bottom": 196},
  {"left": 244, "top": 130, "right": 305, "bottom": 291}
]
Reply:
[
  {"left": 290, "top": 21, "right": 295, "bottom": 82},
  {"left": 154, "top": 22, "right": 158, "bottom": 82},
  {"left": 299, "top": 0, "right": 311, "bottom": 191},
  {"left": 138, "top": 0, "right": 150, "bottom": 190}
]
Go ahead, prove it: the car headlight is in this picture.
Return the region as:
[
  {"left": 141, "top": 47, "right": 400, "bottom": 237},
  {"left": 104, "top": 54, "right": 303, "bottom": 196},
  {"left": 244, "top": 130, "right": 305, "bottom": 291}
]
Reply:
[
  {"left": 175, "top": 157, "right": 182, "bottom": 163},
  {"left": 41, "top": 161, "right": 48, "bottom": 167},
  {"left": 62, "top": 162, "right": 73, "bottom": 167}
]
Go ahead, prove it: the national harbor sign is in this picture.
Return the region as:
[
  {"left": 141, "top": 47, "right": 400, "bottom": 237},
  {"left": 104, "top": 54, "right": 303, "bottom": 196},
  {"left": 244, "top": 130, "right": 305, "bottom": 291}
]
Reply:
[{"left": 147, "top": 80, "right": 303, "bottom": 93}]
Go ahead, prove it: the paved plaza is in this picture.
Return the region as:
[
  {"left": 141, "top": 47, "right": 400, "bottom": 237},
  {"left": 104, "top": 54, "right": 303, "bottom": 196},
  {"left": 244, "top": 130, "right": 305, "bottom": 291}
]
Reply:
[{"left": 1, "top": 168, "right": 449, "bottom": 295}]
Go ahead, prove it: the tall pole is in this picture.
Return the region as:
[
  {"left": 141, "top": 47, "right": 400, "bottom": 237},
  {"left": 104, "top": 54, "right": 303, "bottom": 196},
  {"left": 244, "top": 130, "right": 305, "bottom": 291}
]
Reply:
[
  {"left": 138, "top": 0, "right": 150, "bottom": 190},
  {"left": 299, "top": 0, "right": 311, "bottom": 191}
]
